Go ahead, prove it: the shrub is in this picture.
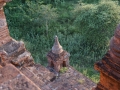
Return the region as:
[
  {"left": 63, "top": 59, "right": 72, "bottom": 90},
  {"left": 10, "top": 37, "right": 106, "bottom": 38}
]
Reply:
[
  {"left": 60, "top": 67, "right": 68, "bottom": 73},
  {"left": 73, "top": 0, "right": 120, "bottom": 50}
]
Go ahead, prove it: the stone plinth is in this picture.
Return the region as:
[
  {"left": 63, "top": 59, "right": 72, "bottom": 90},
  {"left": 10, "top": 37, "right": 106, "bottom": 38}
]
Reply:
[
  {"left": 47, "top": 36, "right": 70, "bottom": 72},
  {"left": 94, "top": 24, "right": 120, "bottom": 90}
]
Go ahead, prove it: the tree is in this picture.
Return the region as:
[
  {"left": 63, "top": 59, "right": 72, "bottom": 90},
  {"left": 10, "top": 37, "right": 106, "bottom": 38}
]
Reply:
[
  {"left": 26, "top": 1, "right": 58, "bottom": 35},
  {"left": 73, "top": 0, "right": 120, "bottom": 50}
]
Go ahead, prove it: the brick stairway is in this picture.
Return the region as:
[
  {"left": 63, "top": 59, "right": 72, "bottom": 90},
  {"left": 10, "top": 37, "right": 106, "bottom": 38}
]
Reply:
[
  {"left": 0, "top": 63, "right": 96, "bottom": 90},
  {"left": 0, "top": 64, "right": 41, "bottom": 90}
]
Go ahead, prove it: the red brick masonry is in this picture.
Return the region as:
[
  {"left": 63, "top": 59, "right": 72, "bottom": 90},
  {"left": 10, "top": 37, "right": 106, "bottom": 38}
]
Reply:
[{"left": 94, "top": 25, "right": 120, "bottom": 90}]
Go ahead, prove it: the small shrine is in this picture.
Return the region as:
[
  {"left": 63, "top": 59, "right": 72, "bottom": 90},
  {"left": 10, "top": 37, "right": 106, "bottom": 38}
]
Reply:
[
  {"left": 93, "top": 24, "right": 120, "bottom": 90},
  {"left": 47, "top": 36, "right": 70, "bottom": 72}
]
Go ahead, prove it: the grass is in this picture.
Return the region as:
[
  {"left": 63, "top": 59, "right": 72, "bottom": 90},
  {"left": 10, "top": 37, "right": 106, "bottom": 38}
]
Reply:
[
  {"left": 78, "top": 79, "right": 85, "bottom": 84},
  {"left": 60, "top": 67, "right": 68, "bottom": 73}
]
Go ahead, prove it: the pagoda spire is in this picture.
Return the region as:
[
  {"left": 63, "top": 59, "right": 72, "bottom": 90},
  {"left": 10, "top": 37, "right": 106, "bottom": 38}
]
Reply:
[
  {"left": 47, "top": 36, "right": 70, "bottom": 72},
  {"left": 52, "top": 35, "right": 63, "bottom": 54}
]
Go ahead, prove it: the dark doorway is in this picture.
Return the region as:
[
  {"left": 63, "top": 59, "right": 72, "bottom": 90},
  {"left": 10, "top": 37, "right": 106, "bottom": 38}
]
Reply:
[
  {"left": 0, "top": 57, "right": 1, "bottom": 64},
  {"left": 63, "top": 61, "right": 66, "bottom": 67},
  {"left": 51, "top": 61, "right": 54, "bottom": 68}
]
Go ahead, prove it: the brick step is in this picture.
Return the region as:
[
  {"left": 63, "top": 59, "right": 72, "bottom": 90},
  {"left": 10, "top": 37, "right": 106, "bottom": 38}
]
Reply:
[
  {"left": 0, "top": 30, "right": 9, "bottom": 39},
  {"left": 0, "top": 26, "right": 8, "bottom": 33},
  {"left": 0, "top": 40, "right": 25, "bottom": 56},
  {"left": 0, "top": 64, "right": 41, "bottom": 90},
  {"left": 41, "top": 66, "right": 96, "bottom": 90},
  {"left": 0, "top": 34, "right": 9, "bottom": 41},
  {"left": 0, "top": 36, "right": 11, "bottom": 46},
  {"left": 0, "top": 40, "right": 34, "bottom": 67},
  {"left": 0, "top": 34, "right": 10, "bottom": 41},
  {"left": 0, "top": 31, "right": 9, "bottom": 38},
  {"left": 0, "top": 28, "right": 7, "bottom": 33},
  {"left": 11, "top": 51, "right": 34, "bottom": 67},
  {"left": 20, "top": 66, "right": 45, "bottom": 87},
  {"left": 20, "top": 64, "right": 54, "bottom": 88}
]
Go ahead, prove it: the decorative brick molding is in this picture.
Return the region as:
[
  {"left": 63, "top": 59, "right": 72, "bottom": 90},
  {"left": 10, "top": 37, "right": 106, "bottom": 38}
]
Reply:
[{"left": 94, "top": 24, "right": 120, "bottom": 90}]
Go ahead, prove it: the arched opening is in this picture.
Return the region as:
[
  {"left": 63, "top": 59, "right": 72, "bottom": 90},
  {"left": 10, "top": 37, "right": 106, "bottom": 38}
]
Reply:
[
  {"left": 63, "top": 61, "right": 66, "bottom": 67},
  {"left": 50, "top": 61, "right": 54, "bottom": 68}
]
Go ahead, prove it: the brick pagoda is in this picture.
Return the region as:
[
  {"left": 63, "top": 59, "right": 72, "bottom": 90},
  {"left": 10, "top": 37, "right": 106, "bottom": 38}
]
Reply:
[
  {"left": 94, "top": 24, "right": 120, "bottom": 90},
  {"left": 47, "top": 36, "right": 70, "bottom": 72}
]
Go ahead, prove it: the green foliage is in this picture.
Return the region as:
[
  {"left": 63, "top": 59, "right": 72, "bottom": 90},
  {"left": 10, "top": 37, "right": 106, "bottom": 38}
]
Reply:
[
  {"left": 26, "top": 1, "right": 58, "bottom": 35},
  {"left": 73, "top": 0, "right": 120, "bottom": 50},
  {"left": 5, "top": 1, "right": 58, "bottom": 36},
  {"left": 78, "top": 79, "right": 85, "bottom": 84},
  {"left": 60, "top": 67, "right": 68, "bottom": 73},
  {"left": 79, "top": 0, "right": 100, "bottom": 3}
]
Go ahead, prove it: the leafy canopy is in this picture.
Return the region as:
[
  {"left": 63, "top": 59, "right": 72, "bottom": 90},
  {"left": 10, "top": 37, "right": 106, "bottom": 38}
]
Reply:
[{"left": 73, "top": 0, "right": 120, "bottom": 49}]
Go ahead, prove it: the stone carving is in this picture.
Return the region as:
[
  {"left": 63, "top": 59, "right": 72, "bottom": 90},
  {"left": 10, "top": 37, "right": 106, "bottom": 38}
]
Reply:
[
  {"left": 93, "top": 24, "right": 120, "bottom": 90},
  {"left": 47, "top": 36, "right": 70, "bottom": 72}
]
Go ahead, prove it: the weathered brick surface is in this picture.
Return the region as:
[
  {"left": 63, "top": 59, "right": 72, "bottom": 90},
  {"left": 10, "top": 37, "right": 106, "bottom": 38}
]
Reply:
[
  {"left": 0, "top": 64, "right": 41, "bottom": 90},
  {"left": 0, "top": 0, "right": 35, "bottom": 68},
  {"left": 0, "top": 0, "right": 12, "bottom": 46},
  {"left": 0, "top": 39, "right": 34, "bottom": 67},
  {"left": 0, "top": 63, "right": 96, "bottom": 90},
  {"left": 41, "top": 66, "right": 96, "bottom": 90},
  {"left": 20, "top": 64, "right": 54, "bottom": 88},
  {"left": 94, "top": 24, "right": 120, "bottom": 90}
]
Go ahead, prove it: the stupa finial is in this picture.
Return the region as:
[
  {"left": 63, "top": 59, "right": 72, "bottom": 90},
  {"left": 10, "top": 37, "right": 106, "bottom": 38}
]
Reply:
[{"left": 52, "top": 35, "right": 63, "bottom": 54}]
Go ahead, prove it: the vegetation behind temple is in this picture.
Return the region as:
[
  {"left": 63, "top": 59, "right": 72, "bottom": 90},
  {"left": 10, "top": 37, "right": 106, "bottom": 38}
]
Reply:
[{"left": 4, "top": 0, "right": 120, "bottom": 83}]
